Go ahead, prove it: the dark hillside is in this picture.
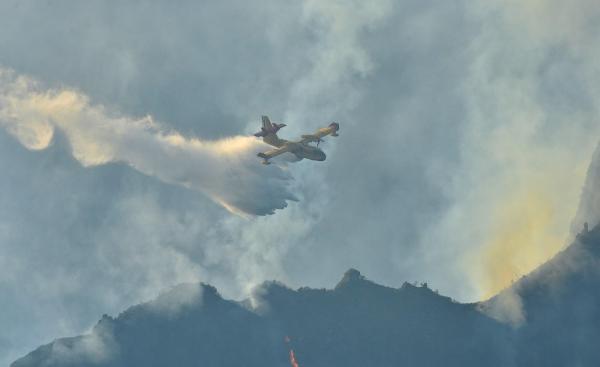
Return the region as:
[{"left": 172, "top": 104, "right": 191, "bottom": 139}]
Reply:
[
  {"left": 480, "top": 223, "right": 600, "bottom": 367},
  {"left": 14, "top": 226, "right": 600, "bottom": 367},
  {"left": 13, "top": 270, "right": 511, "bottom": 367}
]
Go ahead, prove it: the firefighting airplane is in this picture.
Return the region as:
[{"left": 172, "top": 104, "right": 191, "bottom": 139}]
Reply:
[{"left": 254, "top": 116, "right": 340, "bottom": 165}]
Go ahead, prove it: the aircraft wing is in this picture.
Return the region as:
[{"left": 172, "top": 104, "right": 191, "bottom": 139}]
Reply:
[
  {"left": 300, "top": 133, "right": 324, "bottom": 144},
  {"left": 300, "top": 130, "right": 330, "bottom": 144},
  {"left": 300, "top": 123, "right": 339, "bottom": 144},
  {"left": 257, "top": 145, "right": 290, "bottom": 164}
]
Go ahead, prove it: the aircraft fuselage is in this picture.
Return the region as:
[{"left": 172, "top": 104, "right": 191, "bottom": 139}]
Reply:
[{"left": 287, "top": 142, "right": 326, "bottom": 161}]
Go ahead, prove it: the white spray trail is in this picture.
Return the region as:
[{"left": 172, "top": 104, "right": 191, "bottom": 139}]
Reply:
[{"left": 0, "top": 68, "right": 297, "bottom": 216}]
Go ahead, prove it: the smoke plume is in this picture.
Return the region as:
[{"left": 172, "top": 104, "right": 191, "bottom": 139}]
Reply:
[{"left": 0, "top": 68, "right": 296, "bottom": 216}]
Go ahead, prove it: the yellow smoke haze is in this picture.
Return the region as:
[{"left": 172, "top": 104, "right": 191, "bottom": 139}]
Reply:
[
  {"left": 480, "top": 190, "right": 560, "bottom": 297},
  {"left": 475, "top": 167, "right": 587, "bottom": 298}
]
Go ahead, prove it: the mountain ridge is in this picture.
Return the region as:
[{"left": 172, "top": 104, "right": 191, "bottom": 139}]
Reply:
[
  {"left": 12, "top": 224, "right": 600, "bottom": 367},
  {"left": 12, "top": 267, "right": 513, "bottom": 367}
]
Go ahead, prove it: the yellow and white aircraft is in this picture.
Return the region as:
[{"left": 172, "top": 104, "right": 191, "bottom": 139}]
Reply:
[{"left": 255, "top": 116, "right": 340, "bottom": 165}]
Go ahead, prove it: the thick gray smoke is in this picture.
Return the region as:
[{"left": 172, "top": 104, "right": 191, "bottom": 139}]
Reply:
[{"left": 0, "top": 68, "right": 296, "bottom": 216}]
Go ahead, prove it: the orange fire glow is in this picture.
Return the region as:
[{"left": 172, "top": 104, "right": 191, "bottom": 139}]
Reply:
[{"left": 290, "top": 350, "right": 300, "bottom": 367}]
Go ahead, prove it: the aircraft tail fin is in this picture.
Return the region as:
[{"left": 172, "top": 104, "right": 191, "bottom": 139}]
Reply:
[{"left": 262, "top": 115, "right": 273, "bottom": 129}]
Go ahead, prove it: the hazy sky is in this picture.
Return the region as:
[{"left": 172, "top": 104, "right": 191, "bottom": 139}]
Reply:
[{"left": 1, "top": 0, "right": 600, "bottom": 364}]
